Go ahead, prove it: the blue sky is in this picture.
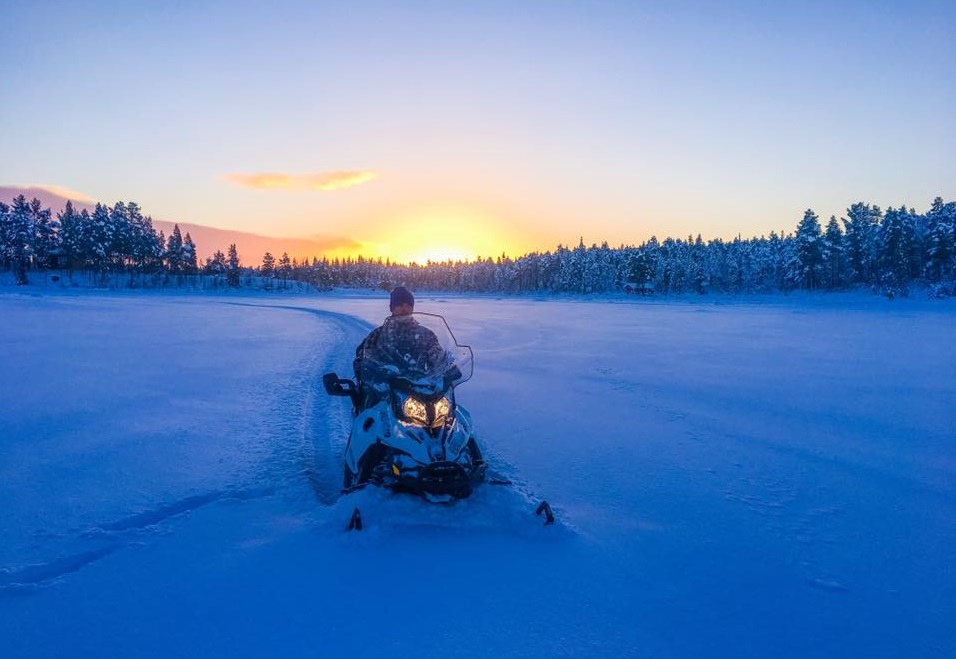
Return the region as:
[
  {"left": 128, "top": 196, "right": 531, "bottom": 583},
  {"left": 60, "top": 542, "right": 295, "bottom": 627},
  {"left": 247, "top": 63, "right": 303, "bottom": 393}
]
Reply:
[{"left": 2, "top": 0, "right": 953, "bottom": 262}]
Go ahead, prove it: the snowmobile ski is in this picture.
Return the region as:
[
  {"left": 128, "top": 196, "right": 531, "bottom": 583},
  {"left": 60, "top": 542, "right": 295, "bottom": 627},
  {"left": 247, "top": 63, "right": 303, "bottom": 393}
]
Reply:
[
  {"left": 536, "top": 500, "right": 556, "bottom": 525},
  {"left": 347, "top": 507, "right": 363, "bottom": 532}
]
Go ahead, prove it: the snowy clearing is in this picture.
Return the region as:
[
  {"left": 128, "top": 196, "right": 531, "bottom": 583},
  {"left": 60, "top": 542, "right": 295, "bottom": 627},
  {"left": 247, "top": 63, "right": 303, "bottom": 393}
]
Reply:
[{"left": 1, "top": 290, "right": 954, "bottom": 658}]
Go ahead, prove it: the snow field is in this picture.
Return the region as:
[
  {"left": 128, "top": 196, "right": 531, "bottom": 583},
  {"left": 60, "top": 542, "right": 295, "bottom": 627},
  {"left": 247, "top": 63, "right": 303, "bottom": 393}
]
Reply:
[{"left": 1, "top": 290, "right": 954, "bottom": 658}]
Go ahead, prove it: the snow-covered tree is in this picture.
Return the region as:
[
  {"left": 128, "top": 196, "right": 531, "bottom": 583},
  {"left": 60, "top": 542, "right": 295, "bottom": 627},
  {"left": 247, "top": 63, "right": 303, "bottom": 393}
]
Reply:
[
  {"left": 925, "top": 197, "right": 956, "bottom": 285},
  {"left": 842, "top": 203, "right": 881, "bottom": 286},
  {"left": 204, "top": 250, "right": 227, "bottom": 278},
  {"left": 877, "top": 206, "right": 913, "bottom": 296},
  {"left": 791, "top": 209, "right": 823, "bottom": 291},
  {"left": 125, "top": 202, "right": 163, "bottom": 272},
  {"left": 226, "top": 243, "right": 241, "bottom": 287},
  {"left": 30, "top": 198, "right": 59, "bottom": 270},
  {"left": 0, "top": 201, "right": 13, "bottom": 277},
  {"left": 166, "top": 224, "right": 184, "bottom": 273},
  {"left": 4, "top": 196, "right": 34, "bottom": 284},
  {"left": 182, "top": 232, "right": 198, "bottom": 274},
  {"left": 278, "top": 252, "right": 292, "bottom": 283},
  {"left": 821, "top": 216, "right": 845, "bottom": 290},
  {"left": 88, "top": 203, "right": 112, "bottom": 271},
  {"left": 58, "top": 200, "right": 84, "bottom": 272},
  {"left": 260, "top": 252, "right": 275, "bottom": 278}
]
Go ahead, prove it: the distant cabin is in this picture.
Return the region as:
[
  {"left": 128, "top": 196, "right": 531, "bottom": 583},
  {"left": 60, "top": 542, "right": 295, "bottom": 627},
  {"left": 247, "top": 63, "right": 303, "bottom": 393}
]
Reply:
[{"left": 623, "top": 281, "right": 655, "bottom": 295}]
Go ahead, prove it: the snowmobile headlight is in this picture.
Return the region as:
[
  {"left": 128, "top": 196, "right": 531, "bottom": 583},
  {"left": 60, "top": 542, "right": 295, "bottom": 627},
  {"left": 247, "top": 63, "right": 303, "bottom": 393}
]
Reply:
[
  {"left": 433, "top": 396, "right": 452, "bottom": 428},
  {"left": 402, "top": 396, "right": 429, "bottom": 426}
]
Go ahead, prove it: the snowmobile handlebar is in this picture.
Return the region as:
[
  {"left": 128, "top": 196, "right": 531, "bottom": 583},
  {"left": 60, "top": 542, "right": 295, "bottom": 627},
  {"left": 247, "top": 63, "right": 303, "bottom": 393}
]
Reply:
[
  {"left": 323, "top": 372, "right": 357, "bottom": 398},
  {"left": 323, "top": 364, "right": 462, "bottom": 406},
  {"left": 387, "top": 364, "right": 463, "bottom": 395}
]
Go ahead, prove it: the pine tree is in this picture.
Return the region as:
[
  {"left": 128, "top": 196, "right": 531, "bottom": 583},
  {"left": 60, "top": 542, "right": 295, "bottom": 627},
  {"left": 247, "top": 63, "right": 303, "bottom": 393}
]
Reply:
[
  {"left": 109, "top": 202, "right": 131, "bottom": 269},
  {"left": 226, "top": 243, "right": 241, "bottom": 287},
  {"left": 278, "top": 252, "right": 292, "bottom": 282},
  {"left": 925, "top": 197, "right": 956, "bottom": 285},
  {"left": 878, "top": 207, "right": 913, "bottom": 296},
  {"left": 779, "top": 230, "right": 799, "bottom": 292},
  {"left": 842, "top": 203, "right": 881, "bottom": 286},
  {"left": 792, "top": 209, "right": 823, "bottom": 291},
  {"left": 6, "top": 196, "right": 33, "bottom": 284},
  {"left": 821, "top": 216, "right": 845, "bottom": 290},
  {"left": 0, "top": 201, "right": 11, "bottom": 275},
  {"left": 74, "top": 208, "right": 93, "bottom": 272},
  {"left": 204, "top": 250, "right": 227, "bottom": 279},
  {"left": 30, "top": 198, "right": 58, "bottom": 270},
  {"left": 690, "top": 234, "right": 707, "bottom": 294},
  {"left": 261, "top": 252, "right": 275, "bottom": 278},
  {"left": 166, "top": 224, "right": 184, "bottom": 273},
  {"left": 58, "top": 200, "right": 82, "bottom": 273},
  {"left": 89, "top": 203, "right": 112, "bottom": 272},
  {"left": 125, "top": 202, "right": 162, "bottom": 272},
  {"left": 182, "top": 232, "right": 198, "bottom": 274}
]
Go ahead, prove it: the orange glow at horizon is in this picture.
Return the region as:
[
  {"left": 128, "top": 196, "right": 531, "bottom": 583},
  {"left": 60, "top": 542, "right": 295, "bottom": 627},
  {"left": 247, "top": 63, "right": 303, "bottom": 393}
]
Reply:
[{"left": 327, "top": 204, "right": 535, "bottom": 265}]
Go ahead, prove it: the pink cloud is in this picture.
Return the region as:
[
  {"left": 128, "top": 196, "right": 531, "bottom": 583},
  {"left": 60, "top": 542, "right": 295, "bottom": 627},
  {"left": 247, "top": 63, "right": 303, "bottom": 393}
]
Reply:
[
  {"left": 0, "top": 184, "right": 96, "bottom": 211},
  {"left": 224, "top": 171, "right": 377, "bottom": 191}
]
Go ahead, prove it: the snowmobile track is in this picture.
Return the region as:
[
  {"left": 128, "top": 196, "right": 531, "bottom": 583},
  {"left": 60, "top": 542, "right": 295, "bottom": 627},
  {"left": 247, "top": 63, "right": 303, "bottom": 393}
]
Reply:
[
  {"left": 264, "top": 305, "right": 373, "bottom": 505},
  {"left": 0, "top": 486, "right": 275, "bottom": 593}
]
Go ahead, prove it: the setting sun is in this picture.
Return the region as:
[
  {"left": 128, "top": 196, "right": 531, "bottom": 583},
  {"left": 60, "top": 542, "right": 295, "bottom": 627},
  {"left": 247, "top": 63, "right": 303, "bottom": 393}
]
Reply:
[
  {"left": 351, "top": 204, "right": 531, "bottom": 265},
  {"left": 407, "top": 244, "right": 471, "bottom": 265}
]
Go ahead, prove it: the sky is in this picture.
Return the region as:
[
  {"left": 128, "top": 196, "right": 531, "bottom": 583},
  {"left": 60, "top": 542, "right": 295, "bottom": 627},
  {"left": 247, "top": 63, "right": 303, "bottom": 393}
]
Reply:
[{"left": 2, "top": 0, "right": 954, "bottom": 264}]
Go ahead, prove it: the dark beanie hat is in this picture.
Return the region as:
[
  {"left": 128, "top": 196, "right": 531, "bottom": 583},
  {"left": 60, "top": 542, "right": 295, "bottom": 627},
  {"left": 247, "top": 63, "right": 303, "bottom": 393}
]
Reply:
[{"left": 390, "top": 286, "right": 414, "bottom": 310}]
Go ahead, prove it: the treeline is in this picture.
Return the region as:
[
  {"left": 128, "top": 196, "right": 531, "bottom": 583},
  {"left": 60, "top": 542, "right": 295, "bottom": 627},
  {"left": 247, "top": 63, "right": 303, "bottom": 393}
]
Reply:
[
  {"left": 3, "top": 193, "right": 955, "bottom": 298},
  {"left": 277, "top": 197, "right": 956, "bottom": 299},
  {"left": 0, "top": 195, "right": 244, "bottom": 287}
]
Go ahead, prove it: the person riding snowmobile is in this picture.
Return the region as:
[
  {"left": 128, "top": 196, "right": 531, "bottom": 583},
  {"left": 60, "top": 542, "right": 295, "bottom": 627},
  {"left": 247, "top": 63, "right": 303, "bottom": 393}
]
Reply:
[
  {"left": 325, "top": 288, "right": 556, "bottom": 523},
  {"left": 352, "top": 286, "right": 448, "bottom": 409}
]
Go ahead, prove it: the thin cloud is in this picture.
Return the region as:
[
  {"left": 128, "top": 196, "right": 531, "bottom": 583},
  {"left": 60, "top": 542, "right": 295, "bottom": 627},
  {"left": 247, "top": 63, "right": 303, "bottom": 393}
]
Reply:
[
  {"left": 0, "top": 184, "right": 95, "bottom": 204},
  {"left": 37, "top": 184, "right": 95, "bottom": 203},
  {"left": 224, "top": 171, "right": 377, "bottom": 191},
  {"left": 0, "top": 184, "right": 97, "bottom": 211}
]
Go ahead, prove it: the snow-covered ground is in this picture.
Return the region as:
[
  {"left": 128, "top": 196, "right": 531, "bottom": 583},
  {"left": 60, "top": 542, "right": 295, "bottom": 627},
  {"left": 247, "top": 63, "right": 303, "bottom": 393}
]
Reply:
[{"left": 1, "top": 289, "right": 954, "bottom": 658}]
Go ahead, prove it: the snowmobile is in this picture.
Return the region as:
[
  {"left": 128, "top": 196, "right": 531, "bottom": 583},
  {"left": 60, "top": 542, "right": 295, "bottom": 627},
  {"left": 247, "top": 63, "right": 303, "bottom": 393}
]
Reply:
[{"left": 322, "top": 312, "right": 554, "bottom": 530}]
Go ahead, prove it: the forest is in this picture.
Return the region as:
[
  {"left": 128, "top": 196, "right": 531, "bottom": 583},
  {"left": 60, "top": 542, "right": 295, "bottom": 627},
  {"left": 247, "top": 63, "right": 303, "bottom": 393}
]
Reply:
[{"left": 2, "top": 194, "right": 954, "bottom": 298}]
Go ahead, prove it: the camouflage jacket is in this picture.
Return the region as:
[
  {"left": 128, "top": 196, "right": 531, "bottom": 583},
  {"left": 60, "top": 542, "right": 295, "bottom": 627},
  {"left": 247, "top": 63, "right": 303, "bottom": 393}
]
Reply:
[{"left": 353, "top": 315, "right": 447, "bottom": 383}]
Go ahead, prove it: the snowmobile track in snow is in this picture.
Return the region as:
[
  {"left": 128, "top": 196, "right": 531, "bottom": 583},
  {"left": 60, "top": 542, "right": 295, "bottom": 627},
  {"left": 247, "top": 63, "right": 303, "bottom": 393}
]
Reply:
[
  {"left": 254, "top": 304, "right": 373, "bottom": 505},
  {"left": 220, "top": 302, "right": 373, "bottom": 505},
  {"left": 0, "top": 486, "right": 275, "bottom": 593}
]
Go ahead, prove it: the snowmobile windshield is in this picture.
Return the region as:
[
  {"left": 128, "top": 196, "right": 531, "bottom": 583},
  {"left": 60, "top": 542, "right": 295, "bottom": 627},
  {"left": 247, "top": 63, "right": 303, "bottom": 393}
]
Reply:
[{"left": 359, "top": 312, "right": 474, "bottom": 390}]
